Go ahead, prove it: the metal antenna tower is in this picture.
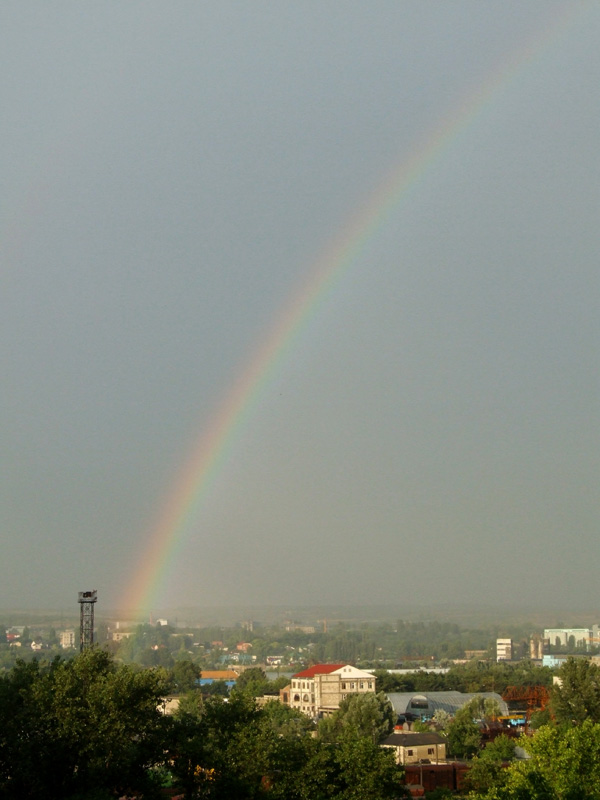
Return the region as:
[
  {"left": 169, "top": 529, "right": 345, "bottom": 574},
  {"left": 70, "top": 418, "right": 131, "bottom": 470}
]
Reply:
[{"left": 78, "top": 590, "right": 98, "bottom": 652}]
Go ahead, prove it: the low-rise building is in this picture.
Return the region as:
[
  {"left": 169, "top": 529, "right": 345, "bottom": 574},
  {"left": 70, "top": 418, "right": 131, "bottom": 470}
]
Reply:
[{"left": 381, "top": 732, "right": 447, "bottom": 765}]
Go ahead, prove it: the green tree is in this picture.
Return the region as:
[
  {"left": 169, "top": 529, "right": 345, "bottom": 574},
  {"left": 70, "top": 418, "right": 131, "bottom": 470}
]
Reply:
[
  {"left": 529, "top": 708, "right": 551, "bottom": 730},
  {"left": 472, "top": 720, "right": 600, "bottom": 800},
  {"left": 318, "top": 691, "right": 394, "bottom": 744},
  {"left": 463, "top": 734, "right": 515, "bottom": 793},
  {"left": 0, "top": 649, "right": 171, "bottom": 799},
  {"left": 550, "top": 657, "right": 600, "bottom": 726},
  {"left": 432, "top": 708, "right": 452, "bottom": 731},
  {"left": 261, "top": 699, "right": 313, "bottom": 737},
  {"left": 172, "top": 659, "right": 201, "bottom": 692},
  {"left": 234, "top": 667, "right": 269, "bottom": 697},
  {"left": 445, "top": 704, "right": 482, "bottom": 759},
  {"left": 201, "top": 678, "right": 230, "bottom": 697},
  {"left": 302, "top": 731, "right": 405, "bottom": 800}
]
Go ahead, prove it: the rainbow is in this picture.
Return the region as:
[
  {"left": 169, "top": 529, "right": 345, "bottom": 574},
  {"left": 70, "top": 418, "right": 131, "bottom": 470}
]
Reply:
[{"left": 120, "top": 5, "right": 584, "bottom": 614}]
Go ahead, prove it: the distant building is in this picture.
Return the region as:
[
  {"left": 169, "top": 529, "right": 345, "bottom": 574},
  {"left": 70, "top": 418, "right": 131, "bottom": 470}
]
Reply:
[
  {"left": 544, "top": 628, "right": 590, "bottom": 650},
  {"left": 529, "top": 636, "right": 546, "bottom": 660},
  {"left": 219, "top": 652, "right": 255, "bottom": 665},
  {"left": 199, "top": 669, "right": 239, "bottom": 682},
  {"left": 465, "top": 650, "right": 488, "bottom": 660},
  {"left": 111, "top": 630, "right": 133, "bottom": 642},
  {"left": 59, "top": 629, "right": 76, "bottom": 649},
  {"left": 542, "top": 654, "right": 569, "bottom": 669},
  {"left": 285, "top": 624, "right": 316, "bottom": 634},
  {"left": 287, "top": 664, "right": 375, "bottom": 718},
  {"left": 496, "top": 639, "right": 512, "bottom": 661}
]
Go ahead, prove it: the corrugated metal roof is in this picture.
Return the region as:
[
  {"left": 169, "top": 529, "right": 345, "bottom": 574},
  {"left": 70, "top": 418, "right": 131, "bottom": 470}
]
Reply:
[{"left": 386, "top": 691, "right": 508, "bottom": 716}]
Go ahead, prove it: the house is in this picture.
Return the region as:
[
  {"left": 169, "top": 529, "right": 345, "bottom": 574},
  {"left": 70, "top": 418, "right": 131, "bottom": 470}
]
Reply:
[
  {"left": 381, "top": 732, "right": 447, "bottom": 765},
  {"left": 288, "top": 664, "right": 375, "bottom": 718}
]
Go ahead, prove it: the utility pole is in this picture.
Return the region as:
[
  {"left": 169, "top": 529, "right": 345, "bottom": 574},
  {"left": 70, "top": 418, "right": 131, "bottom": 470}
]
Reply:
[{"left": 78, "top": 590, "right": 98, "bottom": 652}]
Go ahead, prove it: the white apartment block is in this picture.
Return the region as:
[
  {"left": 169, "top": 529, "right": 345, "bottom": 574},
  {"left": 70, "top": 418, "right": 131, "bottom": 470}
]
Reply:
[
  {"left": 288, "top": 664, "right": 375, "bottom": 718},
  {"left": 496, "top": 638, "right": 513, "bottom": 661}
]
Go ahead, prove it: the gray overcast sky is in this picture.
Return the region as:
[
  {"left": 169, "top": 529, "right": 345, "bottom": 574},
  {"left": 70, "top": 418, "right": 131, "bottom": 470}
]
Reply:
[{"left": 1, "top": 2, "right": 598, "bottom": 614}]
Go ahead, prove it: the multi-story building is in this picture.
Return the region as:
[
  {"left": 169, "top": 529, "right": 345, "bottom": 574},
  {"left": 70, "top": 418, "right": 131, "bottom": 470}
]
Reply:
[
  {"left": 288, "top": 664, "right": 375, "bottom": 718},
  {"left": 544, "top": 628, "right": 590, "bottom": 650},
  {"left": 59, "top": 629, "right": 76, "bottom": 649},
  {"left": 496, "top": 638, "right": 512, "bottom": 661}
]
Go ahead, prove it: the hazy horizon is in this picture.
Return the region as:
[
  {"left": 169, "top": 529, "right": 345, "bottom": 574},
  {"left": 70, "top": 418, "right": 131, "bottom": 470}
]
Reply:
[{"left": 2, "top": 3, "right": 598, "bottom": 613}]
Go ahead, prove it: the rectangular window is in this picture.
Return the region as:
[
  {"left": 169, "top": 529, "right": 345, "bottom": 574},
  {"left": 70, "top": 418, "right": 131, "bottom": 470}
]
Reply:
[
  {"left": 428, "top": 748, "right": 434, "bottom": 755},
  {"left": 342, "top": 682, "right": 346, "bottom": 689},
  {"left": 407, "top": 750, "right": 413, "bottom": 756},
  {"left": 368, "top": 681, "right": 373, "bottom": 689},
  {"left": 360, "top": 682, "right": 364, "bottom": 689}
]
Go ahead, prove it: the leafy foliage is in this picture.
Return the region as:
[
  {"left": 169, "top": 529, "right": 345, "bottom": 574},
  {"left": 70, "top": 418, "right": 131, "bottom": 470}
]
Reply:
[
  {"left": 318, "top": 691, "right": 395, "bottom": 744},
  {"left": 471, "top": 720, "right": 600, "bottom": 800},
  {"left": 0, "top": 649, "right": 171, "bottom": 799},
  {"left": 463, "top": 734, "right": 515, "bottom": 793},
  {"left": 550, "top": 657, "right": 600, "bottom": 726},
  {"left": 445, "top": 703, "right": 482, "bottom": 759}
]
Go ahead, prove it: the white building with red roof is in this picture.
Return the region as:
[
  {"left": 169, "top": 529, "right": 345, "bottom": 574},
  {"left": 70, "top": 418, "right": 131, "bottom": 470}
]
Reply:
[{"left": 288, "top": 664, "right": 375, "bottom": 718}]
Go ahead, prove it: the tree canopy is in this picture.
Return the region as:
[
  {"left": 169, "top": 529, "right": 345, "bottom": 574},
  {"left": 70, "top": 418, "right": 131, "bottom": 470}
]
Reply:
[
  {"left": 550, "top": 657, "right": 600, "bottom": 726},
  {"left": 471, "top": 720, "right": 600, "bottom": 800},
  {"left": 0, "top": 650, "right": 406, "bottom": 799},
  {"left": 0, "top": 649, "right": 171, "bottom": 799}
]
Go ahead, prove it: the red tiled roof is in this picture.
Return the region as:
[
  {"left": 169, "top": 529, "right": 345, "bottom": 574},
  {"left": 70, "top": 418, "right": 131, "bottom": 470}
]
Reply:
[{"left": 293, "top": 664, "right": 346, "bottom": 678}]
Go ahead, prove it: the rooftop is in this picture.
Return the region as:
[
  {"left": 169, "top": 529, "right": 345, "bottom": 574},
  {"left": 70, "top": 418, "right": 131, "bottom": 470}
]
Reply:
[{"left": 293, "top": 664, "right": 346, "bottom": 679}]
